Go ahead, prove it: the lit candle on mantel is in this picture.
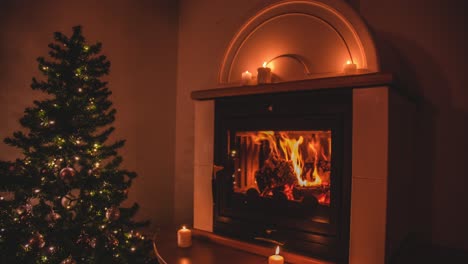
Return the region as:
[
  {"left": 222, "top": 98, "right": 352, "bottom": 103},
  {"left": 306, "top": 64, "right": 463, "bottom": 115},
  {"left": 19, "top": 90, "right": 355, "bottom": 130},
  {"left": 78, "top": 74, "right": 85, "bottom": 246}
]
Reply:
[
  {"left": 343, "top": 60, "right": 357, "bottom": 74},
  {"left": 241, "top": 70, "right": 252, "bottom": 85},
  {"left": 257, "top": 61, "right": 272, "bottom": 84},
  {"left": 177, "top": 226, "right": 192, "bottom": 248},
  {"left": 268, "top": 246, "right": 284, "bottom": 264}
]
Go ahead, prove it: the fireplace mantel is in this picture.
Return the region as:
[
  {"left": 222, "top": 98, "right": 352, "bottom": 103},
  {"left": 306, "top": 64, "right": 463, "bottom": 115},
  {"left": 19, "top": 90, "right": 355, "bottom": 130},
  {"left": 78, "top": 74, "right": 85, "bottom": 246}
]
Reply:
[{"left": 191, "top": 73, "right": 393, "bottom": 101}]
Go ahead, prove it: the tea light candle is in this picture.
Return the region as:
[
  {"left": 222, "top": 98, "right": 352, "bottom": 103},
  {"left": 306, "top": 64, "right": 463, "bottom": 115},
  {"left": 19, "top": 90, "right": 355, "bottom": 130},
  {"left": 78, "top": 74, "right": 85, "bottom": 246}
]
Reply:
[
  {"left": 343, "top": 60, "right": 357, "bottom": 74},
  {"left": 241, "top": 70, "right": 252, "bottom": 85},
  {"left": 257, "top": 62, "right": 272, "bottom": 84},
  {"left": 177, "top": 226, "right": 192, "bottom": 248},
  {"left": 268, "top": 246, "right": 284, "bottom": 264}
]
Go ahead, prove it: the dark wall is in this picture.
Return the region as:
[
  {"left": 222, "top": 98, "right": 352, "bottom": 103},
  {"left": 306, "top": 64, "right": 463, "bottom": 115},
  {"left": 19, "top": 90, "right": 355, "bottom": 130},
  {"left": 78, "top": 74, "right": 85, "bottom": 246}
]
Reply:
[
  {"left": 357, "top": 0, "right": 468, "bottom": 250},
  {"left": 0, "top": 0, "right": 178, "bottom": 228}
]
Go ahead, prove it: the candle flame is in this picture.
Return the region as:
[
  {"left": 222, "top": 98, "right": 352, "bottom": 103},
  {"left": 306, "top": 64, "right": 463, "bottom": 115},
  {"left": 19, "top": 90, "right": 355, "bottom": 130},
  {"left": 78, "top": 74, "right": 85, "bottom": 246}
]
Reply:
[
  {"left": 244, "top": 70, "right": 250, "bottom": 74},
  {"left": 182, "top": 225, "right": 186, "bottom": 230},
  {"left": 275, "top": 245, "right": 280, "bottom": 255},
  {"left": 346, "top": 60, "right": 351, "bottom": 64},
  {"left": 263, "top": 61, "right": 268, "bottom": 68}
]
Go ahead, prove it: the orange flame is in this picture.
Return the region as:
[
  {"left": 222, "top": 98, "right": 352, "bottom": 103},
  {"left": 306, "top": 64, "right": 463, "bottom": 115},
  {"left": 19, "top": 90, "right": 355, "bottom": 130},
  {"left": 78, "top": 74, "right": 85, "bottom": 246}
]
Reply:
[
  {"left": 250, "top": 131, "right": 306, "bottom": 185},
  {"left": 249, "top": 131, "right": 327, "bottom": 187},
  {"left": 279, "top": 133, "right": 305, "bottom": 185},
  {"left": 237, "top": 131, "right": 331, "bottom": 192},
  {"left": 252, "top": 131, "right": 280, "bottom": 156},
  {"left": 307, "top": 140, "right": 322, "bottom": 186}
]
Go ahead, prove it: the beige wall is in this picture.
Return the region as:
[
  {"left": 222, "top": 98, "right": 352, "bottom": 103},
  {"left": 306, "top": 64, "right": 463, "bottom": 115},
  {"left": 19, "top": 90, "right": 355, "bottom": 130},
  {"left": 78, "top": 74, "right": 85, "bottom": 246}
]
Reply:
[
  {"left": 176, "top": 0, "right": 468, "bottom": 250},
  {"left": 0, "top": 0, "right": 178, "bottom": 228}
]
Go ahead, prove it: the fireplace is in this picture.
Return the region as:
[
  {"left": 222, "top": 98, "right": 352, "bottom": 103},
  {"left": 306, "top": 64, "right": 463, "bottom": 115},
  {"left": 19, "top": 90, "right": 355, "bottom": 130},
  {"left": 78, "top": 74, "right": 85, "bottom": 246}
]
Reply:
[
  {"left": 212, "top": 89, "right": 352, "bottom": 262},
  {"left": 190, "top": 1, "right": 414, "bottom": 263},
  {"left": 192, "top": 73, "right": 415, "bottom": 264}
]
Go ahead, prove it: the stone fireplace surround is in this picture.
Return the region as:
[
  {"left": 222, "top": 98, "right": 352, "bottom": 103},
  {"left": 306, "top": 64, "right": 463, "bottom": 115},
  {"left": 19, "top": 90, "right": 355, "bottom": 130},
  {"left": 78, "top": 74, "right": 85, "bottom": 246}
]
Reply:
[
  {"left": 192, "top": 74, "right": 414, "bottom": 264},
  {"left": 191, "top": 1, "right": 414, "bottom": 263}
]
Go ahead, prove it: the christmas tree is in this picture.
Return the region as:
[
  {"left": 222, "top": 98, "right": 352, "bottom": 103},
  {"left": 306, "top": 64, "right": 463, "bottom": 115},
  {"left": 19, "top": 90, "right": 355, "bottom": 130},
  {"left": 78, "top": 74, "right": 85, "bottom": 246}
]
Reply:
[{"left": 0, "top": 26, "right": 158, "bottom": 263}]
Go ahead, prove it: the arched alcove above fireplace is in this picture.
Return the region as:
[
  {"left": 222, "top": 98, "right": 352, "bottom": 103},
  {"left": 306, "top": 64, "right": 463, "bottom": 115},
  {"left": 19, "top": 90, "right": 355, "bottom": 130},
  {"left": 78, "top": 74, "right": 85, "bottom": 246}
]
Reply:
[{"left": 219, "top": 0, "right": 380, "bottom": 84}]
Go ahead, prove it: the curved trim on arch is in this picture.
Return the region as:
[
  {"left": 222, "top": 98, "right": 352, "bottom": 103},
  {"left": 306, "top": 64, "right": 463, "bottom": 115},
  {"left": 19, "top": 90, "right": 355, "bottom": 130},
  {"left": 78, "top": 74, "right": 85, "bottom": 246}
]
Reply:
[
  {"left": 228, "top": 12, "right": 356, "bottom": 81},
  {"left": 266, "top": 54, "right": 311, "bottom": 75},
  {"left": 218, "top": 0, "right": 380, "bottom": 84}
]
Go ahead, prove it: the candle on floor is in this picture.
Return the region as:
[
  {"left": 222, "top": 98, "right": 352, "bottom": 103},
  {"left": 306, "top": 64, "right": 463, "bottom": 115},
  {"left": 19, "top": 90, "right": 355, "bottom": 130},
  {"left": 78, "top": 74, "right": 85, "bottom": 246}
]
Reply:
[
  {"left": 177, "top": 226, "right": 192, "bottom": 248},
  {"left": 268, "top": 246, "right": 284, "bottom": 264},
  {"left": 257, "top": 61, "right": 272, "bottom": 84},
  {"left": 241, "top": 70, "right": 252, "bottom": 85},
  {"left": 343, "top": 60, "right": 357, "bottom": 74}
]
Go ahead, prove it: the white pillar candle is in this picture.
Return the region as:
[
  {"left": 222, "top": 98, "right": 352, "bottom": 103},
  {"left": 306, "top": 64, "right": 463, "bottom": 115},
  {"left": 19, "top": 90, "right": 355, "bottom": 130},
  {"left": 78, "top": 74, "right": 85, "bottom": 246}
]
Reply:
[
  {"left": 177, "top": 226, "right": 192, "bottom": 248},
  {"left": 343, "top": 60, "right": 357, "bottom": 74},
  {"left": 268, "top": 246, "right": 284, "bottom": 264},
  {"left": 241, "top": 70, "right": 252, "bottom": 85},
  {"left": 257, "top": 62, "right": 272, "bottom": 84}
]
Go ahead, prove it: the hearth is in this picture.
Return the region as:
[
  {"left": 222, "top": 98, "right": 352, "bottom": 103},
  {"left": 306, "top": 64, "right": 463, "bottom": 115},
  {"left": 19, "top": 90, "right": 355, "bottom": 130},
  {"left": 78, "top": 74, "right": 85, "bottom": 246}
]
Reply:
[{"left": 213, "top": 89, "right": 352, "bottom": 262}]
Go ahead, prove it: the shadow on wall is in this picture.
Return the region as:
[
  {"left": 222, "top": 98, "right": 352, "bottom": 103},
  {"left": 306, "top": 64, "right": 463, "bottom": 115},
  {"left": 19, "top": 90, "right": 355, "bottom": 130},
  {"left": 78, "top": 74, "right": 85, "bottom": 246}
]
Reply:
[
  {"left": 375, "top": 29, "right": 468, "bottom": 252},
  {"left": 376, "top": 30, "right": 437, "bottom": 242}
]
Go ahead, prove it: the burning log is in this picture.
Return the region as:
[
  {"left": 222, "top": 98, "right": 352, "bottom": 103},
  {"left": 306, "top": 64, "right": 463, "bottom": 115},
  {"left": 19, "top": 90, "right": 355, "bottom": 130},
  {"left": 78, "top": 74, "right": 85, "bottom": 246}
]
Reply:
[
  {"left": 255, "top": 159, "right": 297, "bottom": 194},
  {"left": 246, "top": 188, "right": 260, "bottom": 200},
  {"left": 295, "top": 185, "right": 330, "bottom": 206},
  {"left": 233, "top": 130, "right": 332, "bottom": 207},
  {"left": 236, "top": 187, "right": 319, "bottom": 217},
  {"left": 302, "top": 195, "right": 318, "bottom": 209}
]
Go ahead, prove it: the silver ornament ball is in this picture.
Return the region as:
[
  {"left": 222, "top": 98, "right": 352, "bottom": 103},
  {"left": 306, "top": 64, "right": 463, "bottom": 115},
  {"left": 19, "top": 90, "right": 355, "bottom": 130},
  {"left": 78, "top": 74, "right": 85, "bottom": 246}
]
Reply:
[
  {"left": 61, "top": 194, "right": 77, "bottom": 209},
  {"left": 59, "top": 167, "right": 76, "bottom": 184}
]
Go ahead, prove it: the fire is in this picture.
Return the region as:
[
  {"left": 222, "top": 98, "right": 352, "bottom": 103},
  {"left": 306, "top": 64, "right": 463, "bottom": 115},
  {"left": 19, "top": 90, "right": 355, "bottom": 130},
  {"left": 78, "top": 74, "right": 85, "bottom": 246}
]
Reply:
[
  {"left": 234, "top": 130, "right": 331, "bottom": 205},
  {"left": 318, "top": 193, "right": 327, "bottom": 204},
  {"left": 279, "top": 133, "right": 305, "bottom": 185},
  {"left": 246, "top": 131, "right": 328, "bottom": 187},
  {"left": 283, "top": 184, "right": 295, "bottom": 200},
  {"left": 306, "top": 140, "right": 322, "bottom": 186},
  {"left": 252, "top": 131, "right": 281, "bottom": 157}
]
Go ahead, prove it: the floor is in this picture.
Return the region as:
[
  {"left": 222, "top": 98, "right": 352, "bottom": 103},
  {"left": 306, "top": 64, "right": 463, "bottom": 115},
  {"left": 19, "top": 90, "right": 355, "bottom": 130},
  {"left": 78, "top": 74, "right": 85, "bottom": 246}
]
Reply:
[
  {"left": 390, "top": 243, "right": 468, "bottom": 264},
  {"left": 155, "top": 230, "right": 270, "bottom": 264},
  {"left": 154, "top": 229, "right": 468, "bottom": 264}
]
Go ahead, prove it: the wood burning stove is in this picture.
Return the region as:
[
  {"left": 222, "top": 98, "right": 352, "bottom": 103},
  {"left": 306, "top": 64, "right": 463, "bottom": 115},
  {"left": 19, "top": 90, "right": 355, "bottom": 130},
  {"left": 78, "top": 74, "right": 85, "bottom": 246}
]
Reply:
[{"left": 213, "top": 89, "right": 352, "bottom": 262}]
